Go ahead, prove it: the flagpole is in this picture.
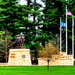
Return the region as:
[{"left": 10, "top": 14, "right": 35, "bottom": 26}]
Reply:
[
  {"left": 60, "top": 17, "right": 62, "bottom": 53},
  {"left": 72, "top": 16, "right": 74, "bottom": 58},
  {"left": 66, "top": 5, "right": 68, "bottom": 55}
]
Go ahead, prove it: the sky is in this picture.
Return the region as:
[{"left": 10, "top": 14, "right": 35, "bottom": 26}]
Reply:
[
  {"left": 20, "top": 0, "right": 45, "bottom": 7},
  {"left": 19, "top": 0, "right": 26, "bottom": 5},
  {"left": 19, "top": 0, "right": 44, "bottom": 22}
]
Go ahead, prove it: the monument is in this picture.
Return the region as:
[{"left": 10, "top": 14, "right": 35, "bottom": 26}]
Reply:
[
  {"left": 12, "top": 33, "right": 25, "bottom": 49},
  {"left": 8, "top": 33, "right": 31, "bottom": 66},
  {"left": 38, "top": 52, "right": 74, "bottom": 66}
]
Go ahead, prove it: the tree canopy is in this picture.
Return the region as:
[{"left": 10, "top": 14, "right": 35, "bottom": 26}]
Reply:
[{"left": 0, "top": 0, "right": 75, "bottom": 62}]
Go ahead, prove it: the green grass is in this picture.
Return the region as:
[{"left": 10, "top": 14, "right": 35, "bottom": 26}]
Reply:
[{"left": 0, "top": 66, "right": 75, "bottom": 75}]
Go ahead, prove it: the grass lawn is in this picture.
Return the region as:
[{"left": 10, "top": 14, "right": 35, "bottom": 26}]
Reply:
[{"left": 0, "top": 66, "right": 75, "bottom": 75}]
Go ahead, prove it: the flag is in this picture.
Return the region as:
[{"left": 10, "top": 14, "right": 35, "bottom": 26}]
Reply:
[
  {"left": 61, "top": 21, "right": 66, "bottom": 27},
  {"left": 67, "top": 10, "right": 72, "bottom": 16},
  {"left": 66, "top": 5, "right": 72, "bottom": 55}
]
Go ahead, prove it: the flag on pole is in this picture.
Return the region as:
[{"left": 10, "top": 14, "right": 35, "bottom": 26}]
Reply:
[
  {"left": 67, "top": 10, "right": 72, "bottom": 16},
  {"left": 65, "top": 5, "right": 75, "bottom": 59},
  {"left": 61, "top": 21, "right": 66, "bottom": 27},
  {"left": 60, "top": 17, "right": 66, "bottom": 53},
  {"left": 66, "top": 5, "right": 68, "bottom": 55}
]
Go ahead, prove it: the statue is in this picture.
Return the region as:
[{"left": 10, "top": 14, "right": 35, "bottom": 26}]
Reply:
[{"left": 13, "top": 33, "right": 25, "bottom": 49}]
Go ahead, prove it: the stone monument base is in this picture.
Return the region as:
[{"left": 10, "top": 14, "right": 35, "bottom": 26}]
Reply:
[
  {"left": 38, "top": 52, "right": 74, "bottom": 66},
  {"left": 8, "top": 49, "right": 31, "bottom": 66}
]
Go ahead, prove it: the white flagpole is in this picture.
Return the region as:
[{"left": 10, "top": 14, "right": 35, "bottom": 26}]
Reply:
[
  {"left": 60, "top": 17, "right": 62, "bottom": 53},
  {"left": 66, "top": 5, "right": 68, "bottom": 55},
  {"left": 72, "top": 16, "right": 74, "bottom": 58}
]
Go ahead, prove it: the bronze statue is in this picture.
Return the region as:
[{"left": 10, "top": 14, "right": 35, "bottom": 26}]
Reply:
[{"left": 13, "top": 33, "right": 25, "bottom": 49}]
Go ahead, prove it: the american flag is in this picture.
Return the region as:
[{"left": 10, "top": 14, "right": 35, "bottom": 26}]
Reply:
[{"left": 67, "top": 10, "right": 72, "bottom": 16}]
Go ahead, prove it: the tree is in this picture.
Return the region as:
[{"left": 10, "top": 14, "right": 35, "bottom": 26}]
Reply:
[
  {"left": 0, "top": 0, "right": 74, "bottom": 59},
  {"left": 38, "top": 0, "right": 64, "bottom": 46},
  {"left": 38, "top": 43, "right": 59, "bottom": 71},
  {"left": 0, "top": 30, "right": 13, "bottom": 62},
  {"left": 41, "top": 0, "right": 75, "bottom": 54}
]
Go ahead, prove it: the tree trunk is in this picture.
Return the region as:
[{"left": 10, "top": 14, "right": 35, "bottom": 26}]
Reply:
[{"left": 47, "top": 59, "right": 50, "bottom": 71}]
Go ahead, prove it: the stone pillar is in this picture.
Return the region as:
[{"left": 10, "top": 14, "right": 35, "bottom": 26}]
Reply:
[{"left": 8, "top": 49, "right": 31, "bottom": 66}]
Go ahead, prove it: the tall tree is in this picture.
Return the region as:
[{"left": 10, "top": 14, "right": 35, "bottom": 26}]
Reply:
[{"left": 0, "top": 30, "right": 13, "bottom": 62}]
